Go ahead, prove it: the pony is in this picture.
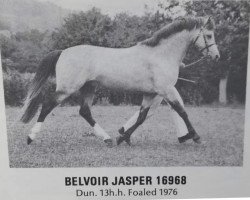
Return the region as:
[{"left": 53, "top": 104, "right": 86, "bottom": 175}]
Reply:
[{"left": 20, "top": 16, "right": 220, "bottom": 147}]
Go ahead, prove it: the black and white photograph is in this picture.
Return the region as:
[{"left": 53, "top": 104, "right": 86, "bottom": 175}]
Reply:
[{"left": 0, "top": 0, "right": 248, "bottom": 169}]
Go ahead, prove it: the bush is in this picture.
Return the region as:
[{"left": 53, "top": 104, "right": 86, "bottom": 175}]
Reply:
[{"left": 3, "top": 71, "right": 33, "bottom": 106}]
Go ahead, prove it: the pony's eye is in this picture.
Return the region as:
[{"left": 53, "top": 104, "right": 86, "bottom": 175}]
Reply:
[{"left": 206, "top": 34, "right": 212, "bottom": 39}]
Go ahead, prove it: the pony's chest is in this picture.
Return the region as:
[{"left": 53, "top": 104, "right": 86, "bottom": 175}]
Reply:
[{"left": 152, "top": 61, "right": 180, "bottom": 87}]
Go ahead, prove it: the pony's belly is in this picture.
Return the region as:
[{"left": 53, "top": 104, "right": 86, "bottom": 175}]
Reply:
[
  {"left": 97, "top": 75, "right": 155, "bottom": 93},
  {"left": 95, "top": 58, "right": 156, "bottom": 93}
]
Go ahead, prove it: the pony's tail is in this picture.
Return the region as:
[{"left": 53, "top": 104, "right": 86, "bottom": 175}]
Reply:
[{"left": 20, "top": 50, "right": 62, "bottom": 123}]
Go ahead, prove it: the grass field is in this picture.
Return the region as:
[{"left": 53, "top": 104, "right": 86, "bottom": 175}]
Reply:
[{"left": 5, "top": 105, "right": 244, "bottom": 167}]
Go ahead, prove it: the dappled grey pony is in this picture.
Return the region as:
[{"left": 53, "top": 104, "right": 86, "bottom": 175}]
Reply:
[{"left": 20, "top": 16, "right": 220, "bottom": 147}]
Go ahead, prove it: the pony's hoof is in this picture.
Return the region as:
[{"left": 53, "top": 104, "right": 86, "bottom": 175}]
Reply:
[
  {"left": 193, "top": 135, "right": 201, "bottom": 144},
  {"left": 27, "top": 136, "right": 33, "bottom": 145},
  {"left": 104, "top": 139, "right": 113, "bottom": 148},
  {"left": 116, "top": 136, "right": 131, "bottom": 146},
  {"left": 118, "top": 128, "right": 131, "bottom": 145},
  {"left": 125, "top": 137, "right": 131, "bottom": 146}
]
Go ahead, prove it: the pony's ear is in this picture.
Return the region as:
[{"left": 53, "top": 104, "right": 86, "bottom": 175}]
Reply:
[
  {"left": 206, "top": 16, "right": 212, "bottom": 24},
  {"left": 205, "top": 16, "right": 214, "bottom": 30}
]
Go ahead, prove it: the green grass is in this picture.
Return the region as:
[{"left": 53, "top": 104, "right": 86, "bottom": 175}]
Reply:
[{"left": 5, "top": 105, "right": 244, "bottom": 167}]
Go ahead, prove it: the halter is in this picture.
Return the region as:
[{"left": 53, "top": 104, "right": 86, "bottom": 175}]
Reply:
[
  {"left": 184, "top": 21, "right": 216, "bottom": 68},
  {"left": 179, "top": 20, "right": 216, "bottom": 83},
  {"left": 192, "top": 27, "right": 215, "bottom": 55}
]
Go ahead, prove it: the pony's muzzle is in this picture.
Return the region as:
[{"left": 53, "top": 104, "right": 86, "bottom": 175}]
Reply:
[
  {"left": 209, "top": 53, "right": 220, "bottom": 62},
  {"left": 211, "top": 45, "right": 220, "bottom": 61}
]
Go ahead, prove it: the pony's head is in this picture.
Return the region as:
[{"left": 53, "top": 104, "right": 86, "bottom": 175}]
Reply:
[{"left": 192, "top": 16, "right": 220, "bottom": 61}]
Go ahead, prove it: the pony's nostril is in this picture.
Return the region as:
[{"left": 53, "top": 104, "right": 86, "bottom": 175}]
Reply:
[{"left": 215, "top": 55, "right": 220, "bottom": 61}]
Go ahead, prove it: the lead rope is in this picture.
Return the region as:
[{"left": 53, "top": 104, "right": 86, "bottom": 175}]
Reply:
[
  {"left": 177, "top": 56, "right": 205, "bottom": 84},
  {"left": 178, "top": 56, "right": 205, "bottom": 84},
  {"left": 183, "top": 56, "right": 205, "bottom": 68},
  {"left": 178, "top": 77, "right": 196, "bottom": 83}
]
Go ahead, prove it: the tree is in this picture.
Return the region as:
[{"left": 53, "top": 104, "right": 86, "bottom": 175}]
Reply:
[
  {"left": 1, "top": 29, "right": 49, "bottom": 73},
  {"left": 52, "top": 8, "right": 113, "bottom": 49}
]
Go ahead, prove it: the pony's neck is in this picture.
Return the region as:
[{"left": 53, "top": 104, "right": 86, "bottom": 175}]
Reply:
[{"left": 155, "top": 29, "right": 196, "bottom": 65}]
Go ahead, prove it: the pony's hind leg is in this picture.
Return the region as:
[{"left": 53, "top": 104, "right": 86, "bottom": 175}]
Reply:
[
  {"left": 79, "top": 82, "right": 112, "bottom": 147},
  {"left": 162, "top": 87, "right": 201, "bottom": 143},
  {"left": 27, "top": 89, "right": 70, "bottom": 144},
  {"left": 27, "top": 95, "right": 58, "bottom": 144},
  {"left": 117, "top": 93, "right": 158, "bottom": 145}
]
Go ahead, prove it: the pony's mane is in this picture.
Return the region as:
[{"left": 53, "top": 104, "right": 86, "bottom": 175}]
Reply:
[{"left": 141, "top": 16, "right": 215, "bottom": 47}]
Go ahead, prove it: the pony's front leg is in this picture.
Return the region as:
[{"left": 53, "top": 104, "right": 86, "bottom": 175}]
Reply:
[
  {"left": 117, "top": 94, "right": 161, "bottom": 145},
  {"left": 162, "top": 86, "right": 201, "bottom": 143},
  {"left": 166, "top": 88, "right": 190, "bottom": 143},
  {"left": 79, "top": 82, "right": 112, "bottom": 147}
]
